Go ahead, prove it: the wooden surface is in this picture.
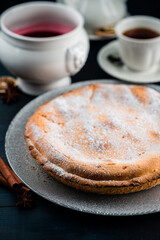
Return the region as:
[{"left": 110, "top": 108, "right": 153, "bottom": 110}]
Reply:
[{"left": 1, "top": 0, "right": 160, "bottom": 237}]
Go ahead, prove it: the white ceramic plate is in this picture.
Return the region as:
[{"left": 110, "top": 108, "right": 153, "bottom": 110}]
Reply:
[
  {"left": 5, "top": 79, "right": 160, "bottom": 216},
  {"left": 98, "top": 40, "right": 160, "bottom": 83}
]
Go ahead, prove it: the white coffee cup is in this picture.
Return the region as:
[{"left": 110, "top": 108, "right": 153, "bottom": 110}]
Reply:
[{"left": 115, "top": 16, "right": 160, "bottom": 71}]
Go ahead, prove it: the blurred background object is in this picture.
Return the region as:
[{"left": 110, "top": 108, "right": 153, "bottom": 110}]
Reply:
[
  {"left": 0, "top": 0, "right": 160, "bottom": 18},
  {"left": 58, "top": 0, "right": 128, "bottom": 39}
]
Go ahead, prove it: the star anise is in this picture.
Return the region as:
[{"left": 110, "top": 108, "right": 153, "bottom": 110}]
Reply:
[
  {"left": 16, "top": 191, "right": 34, "bottom": 209},
  {"left": 107, "top": 54, "right": 124, "bottom": 67}
]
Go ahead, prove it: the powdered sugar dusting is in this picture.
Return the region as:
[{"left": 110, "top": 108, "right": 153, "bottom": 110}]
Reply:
[{"left": 28, "top": 84, "right": 160, "bottom": 164}]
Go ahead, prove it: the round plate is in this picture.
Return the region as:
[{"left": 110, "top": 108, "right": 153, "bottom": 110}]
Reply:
[
  {"left": 97, "top": 40, "right": 160, "bottom": 83},
  {"left": 5, "top": 79, "right": 160, "bottom": 216}
]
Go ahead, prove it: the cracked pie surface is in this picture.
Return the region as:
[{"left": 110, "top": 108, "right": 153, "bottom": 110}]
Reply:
[{"left": 24, "top": 84, "right": 160, "bottom": 194}]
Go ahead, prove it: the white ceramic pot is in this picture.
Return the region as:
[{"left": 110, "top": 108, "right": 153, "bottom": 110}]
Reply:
[
  {"left": 59, "top": 0, "right": 128, "bottom": 34},
  {"left": 0, "top": 2, "right": 89, "bottom": 95}
]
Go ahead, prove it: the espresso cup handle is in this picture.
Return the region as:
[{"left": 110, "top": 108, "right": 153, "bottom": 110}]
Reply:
[{"left": 66, "top": 42, "right": 86, "bottom": 75}]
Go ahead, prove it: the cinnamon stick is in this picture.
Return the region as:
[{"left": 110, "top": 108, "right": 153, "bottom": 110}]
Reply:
[
  {"left": 0, "top": 157, "right": 22, "bottom": 190},
  {"left": 0, "top": 172, "right": 30, "bottom": 192},
  {"left": 0, "top": 157, "right": 34, "bottom": 209},
  {"left": 0, "top": 172, "right": 9, "bottom": 188}
]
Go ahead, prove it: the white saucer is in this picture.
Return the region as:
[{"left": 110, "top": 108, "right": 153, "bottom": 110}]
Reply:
[
  {"left": 97, "top": 40, "right": 160, "bottom": 83},
  {"left": 89, "top": 33, "right": 115, "bottom": 41}
]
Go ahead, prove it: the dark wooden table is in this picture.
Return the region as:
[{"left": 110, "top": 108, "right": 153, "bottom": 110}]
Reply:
[{"left": 1, "top": 1, "right": 160, "bottom": 239}]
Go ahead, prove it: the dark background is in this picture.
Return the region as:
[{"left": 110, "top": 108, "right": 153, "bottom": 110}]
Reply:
[
  {"left": 1, "top": 1, "right": 160, "bottom": 240},
  {"left": 0, "top": 0, "right": 160, "bottom": 18},
  {"left": 0, "top": 0, "right": 160, "bottom": 17}
]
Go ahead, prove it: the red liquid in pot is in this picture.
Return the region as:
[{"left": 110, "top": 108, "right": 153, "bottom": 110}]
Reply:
[{"left": 13, "top": 22, "right": 74, "bottom": 38}]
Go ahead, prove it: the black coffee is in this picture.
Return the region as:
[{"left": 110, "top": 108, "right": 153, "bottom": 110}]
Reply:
[{"left": 123, "top": 27, "right": 160, "bottom": 39}]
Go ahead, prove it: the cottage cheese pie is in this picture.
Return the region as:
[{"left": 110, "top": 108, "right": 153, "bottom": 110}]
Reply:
[{"left": 24, "top": 84, "right": 160, "bottom": 194}]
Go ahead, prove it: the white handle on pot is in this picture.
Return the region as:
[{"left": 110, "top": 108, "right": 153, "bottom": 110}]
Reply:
[{"left": 66, "top": 42, "right": 86, "bottom": 75}]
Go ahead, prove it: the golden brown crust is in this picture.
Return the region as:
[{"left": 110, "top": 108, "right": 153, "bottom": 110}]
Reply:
[{"left": 24, "top": 84, "right": 160, "bottom": 194}]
